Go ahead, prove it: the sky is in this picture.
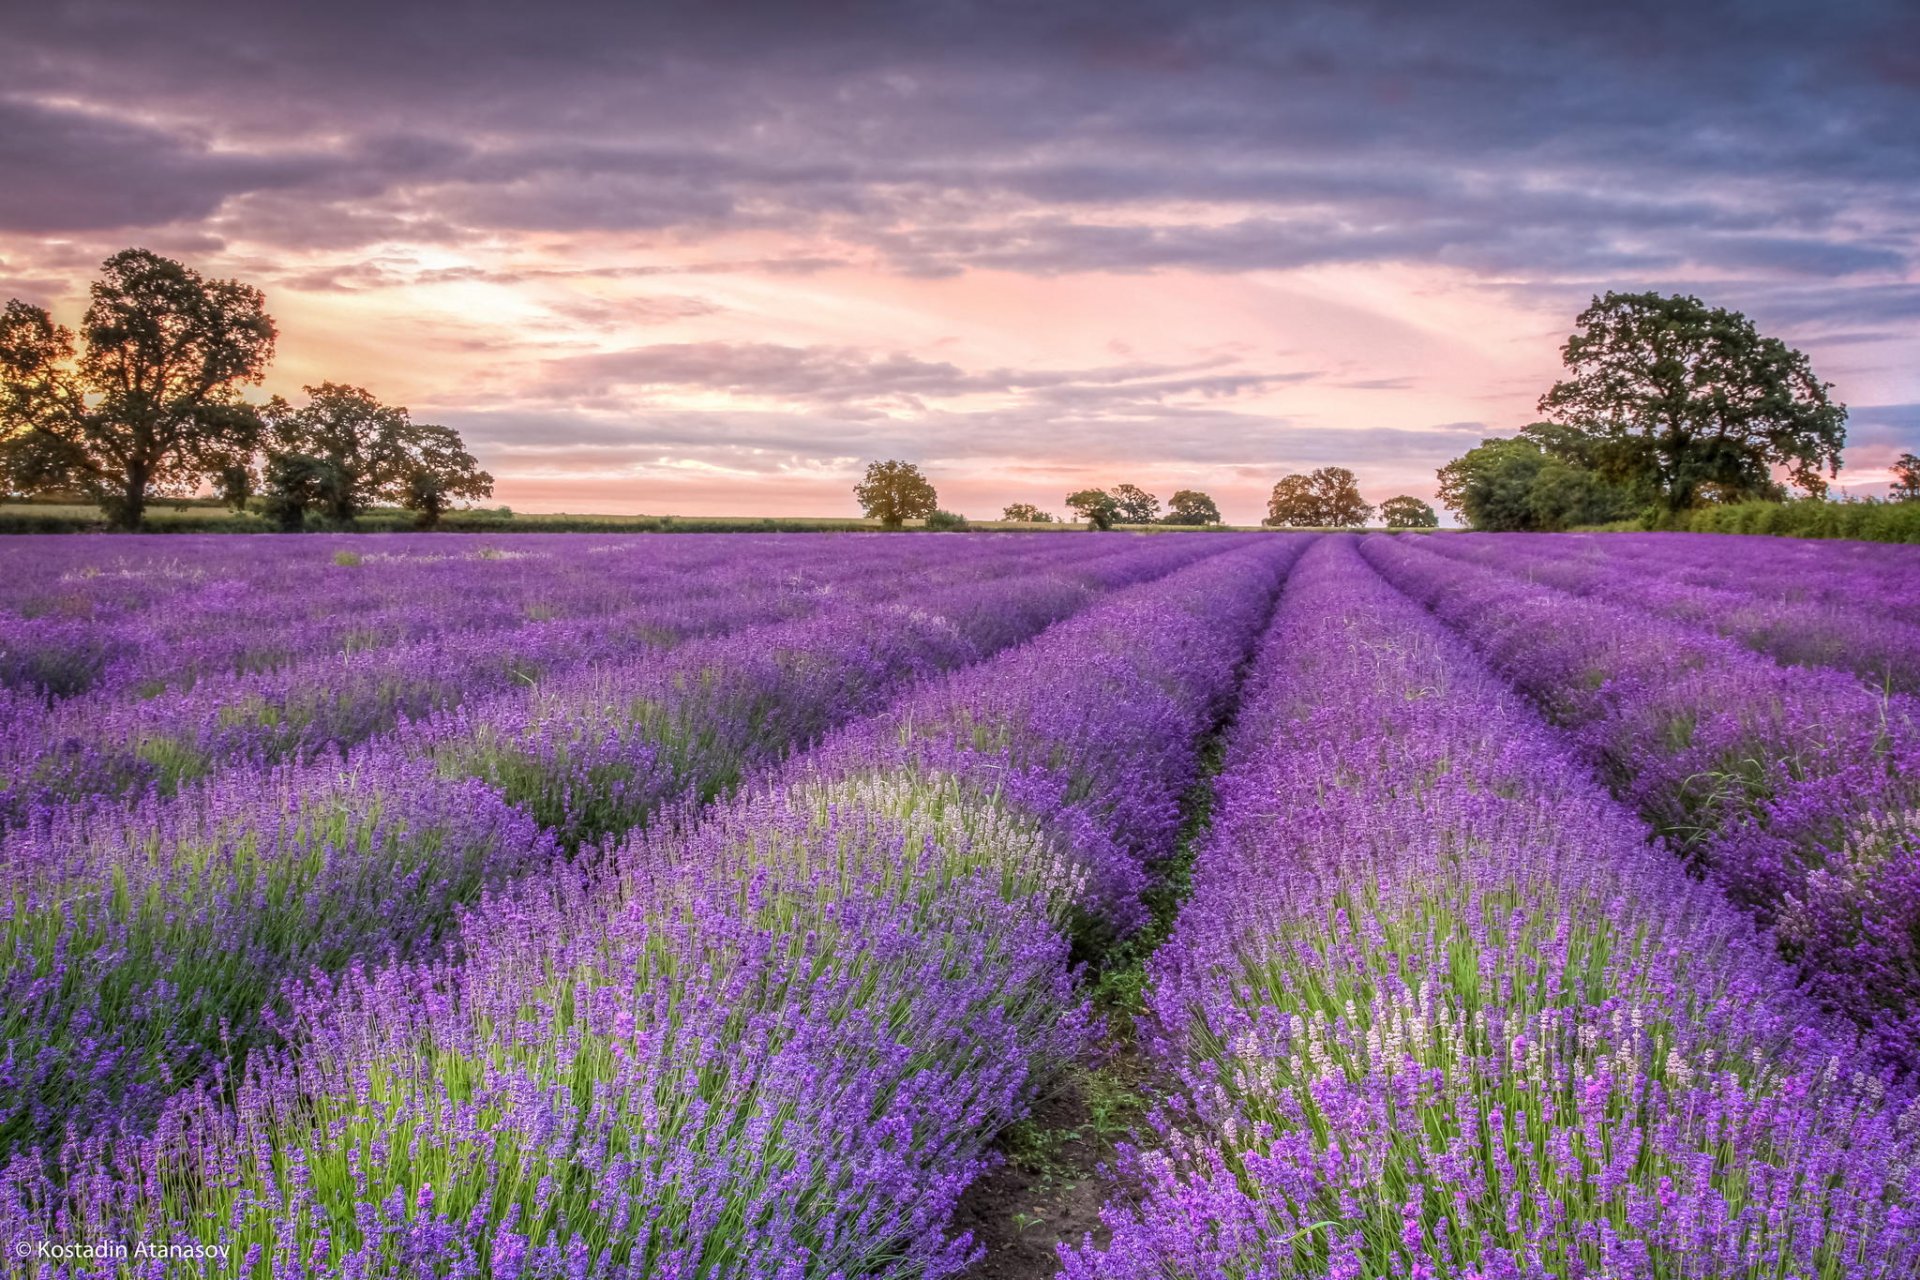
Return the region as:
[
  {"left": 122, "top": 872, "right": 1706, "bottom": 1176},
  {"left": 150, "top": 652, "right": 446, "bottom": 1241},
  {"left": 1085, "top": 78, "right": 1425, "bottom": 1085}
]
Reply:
[{"left": 2, "top": 0, "right": 1916, "bottom": 523}]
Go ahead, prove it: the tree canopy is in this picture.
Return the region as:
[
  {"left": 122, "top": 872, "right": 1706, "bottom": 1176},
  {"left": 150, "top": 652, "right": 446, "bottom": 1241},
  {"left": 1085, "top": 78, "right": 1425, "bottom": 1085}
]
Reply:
[
  {"left": 1892, "top": 453, "right": 1920, "bottom": 503},
  {"left": 1066, "top": 488, "right": 1120, "bottom": 530},
  {"left": 261, "top": 384, "right": 491, "bottom": 530},
  {"left": 1264, "top": 466, "right": 1372, "bottom": 528},
  {"left": 1436, "top": 428, "right": 1645, "bottom": 532},
  {"left": 0, "top": 249, "right": 276, "bottom": 529},
  {"left": 397, "top": 422, "right": 493, "bottom": 528},
  {"left": 854, "top": 460, "right": 938, "bottom": 528},
  {"left": 1109, "top": 483, "right": 1159, "bottom": 524},
  {"left": 1379, "top": 494, "right": 1439, "bottom": 529},
  {"left": 1001, "top": 502, "right": 1054, "bottom": 522},
  {"left": 264, "top": 383, "right": 413, "bottom": 524},
  {"left": 1163, "top": 489, "right": 1221, "bottom": 525},
  {"left": 1538, "top": 291, "right": 1845, "bottom": 512}
]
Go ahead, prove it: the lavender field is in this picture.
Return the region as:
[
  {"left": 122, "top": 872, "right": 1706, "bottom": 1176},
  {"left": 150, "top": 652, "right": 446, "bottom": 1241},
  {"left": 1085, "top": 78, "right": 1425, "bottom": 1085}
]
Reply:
[{"left": 1, "top": 530, "right": 1917, "bottom": 1280}]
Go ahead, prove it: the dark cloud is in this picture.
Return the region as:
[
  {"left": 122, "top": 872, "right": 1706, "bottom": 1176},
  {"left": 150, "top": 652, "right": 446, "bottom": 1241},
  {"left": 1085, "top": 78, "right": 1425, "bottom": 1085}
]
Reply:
[{"left": 0, "top": 0, "right": 1911, "bottom": 284}]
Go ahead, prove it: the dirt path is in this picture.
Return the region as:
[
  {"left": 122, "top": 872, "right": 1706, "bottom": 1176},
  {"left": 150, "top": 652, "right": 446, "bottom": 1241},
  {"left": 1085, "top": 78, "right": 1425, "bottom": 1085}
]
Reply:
[{"left": 955, "top": 736, "right": 1228, "bottom": 1279}]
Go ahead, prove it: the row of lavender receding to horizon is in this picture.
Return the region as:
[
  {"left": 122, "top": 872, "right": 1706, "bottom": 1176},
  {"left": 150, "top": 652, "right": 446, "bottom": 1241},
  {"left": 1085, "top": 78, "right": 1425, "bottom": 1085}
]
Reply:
[
  {"left": 1362, "top": 534, "right": 1920, "bottom": 1075},
  {"left": 1419, "top": 531, "right": 1920, "bottom": 692},
  {"left": 1067, "top": 534, "right": 1920, "bottom": 1279},
  {"left": 0, "top": 534, "right": 1231, "bottom": 1156},
  {"left": 0, "top": 534, "right": 1153, "bottom": 825},
  {"left": 0, "top": 536, "right": 1302, "bottom": 1277}
]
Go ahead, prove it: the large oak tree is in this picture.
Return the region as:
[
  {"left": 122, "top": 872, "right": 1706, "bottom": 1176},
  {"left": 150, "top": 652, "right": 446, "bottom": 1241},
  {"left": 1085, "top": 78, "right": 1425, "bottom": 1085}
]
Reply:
[
  {"left": 1538, "top": 291, "right": 1845, "bottom": 511},
  {"left": 853, "top": 459, "right": 938, "bottom": 529},
  {"left": 262, "top": 383, "right": 493, "bottom": 529},
  {"left": 0, "top": 250, "right": 275, "bottom": 529}
]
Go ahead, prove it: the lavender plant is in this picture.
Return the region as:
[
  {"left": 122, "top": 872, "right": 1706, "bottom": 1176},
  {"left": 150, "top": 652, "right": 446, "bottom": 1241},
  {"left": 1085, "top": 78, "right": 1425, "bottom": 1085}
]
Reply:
[
  {"left": 1422, "top": 531, "right": 1920, "bottom": 693},
  {"left": 0, "top": 539, "right": 1295, "bottom": 1278},
  {"left": 1067, "top": 536, "right": 1920, "bottom": 1280},
  {"left": 1362, "top": 533, "right": 1920, "bottom": 1071}
]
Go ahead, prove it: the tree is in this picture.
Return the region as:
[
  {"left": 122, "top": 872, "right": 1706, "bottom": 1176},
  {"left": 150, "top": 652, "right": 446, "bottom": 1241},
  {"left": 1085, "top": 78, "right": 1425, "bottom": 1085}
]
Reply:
[
  {"left": 1162, "top": 489, "right": 1221, "bottom": 525},
  {"left": 262, "top": 384, "right": 491, "bottom": 529},
  {"left": 0, "top": 301, "right": 86, "bottom": 498},
  {"left": 263, "top": 383, "right": 411, "bottom": 524},
  {"left": 1379, "top": 494, "right": 1439, "bottom": 529},
  {"left": 925, "top": 508, "right": 968, "bottom": 531},
  {"left": 854, "top": 460, "right": 938, "bottom": 529},
  {"left": 1263, "top": 474, "right": 1319, "bottom": 528},
  {"left": 1001, "top": 502, "right": 1054, "bottom": 523},
  {"left": 1436, "top": 434, "right": 1640, "bottom": 531},
  {"left": 261, "top": 385, "right": 490, "bottom": 528},
  {"left": 261, "top": 453, "right": 334, "bottom": 531},
  {"left": 1892, "top": 453, "right": 1920, "bottom": 503},
  {"left": 1263, "top": 466, "right": 1372, "bottom": 528},
  {"left": 1538, "top": 291, "right": 1846, "bottom": 512},
  {"left": 398, "top": 422, "right": 493, "bottom": 529},
  {"left": 1066, "top": 489, "right": 1120, "bottom": 530},
  {"left": 1109, "top": 483, "right": 1159, "bottom": 524},
  {"left": 0, "top": 249, "right": 275, "bottom": 529}
]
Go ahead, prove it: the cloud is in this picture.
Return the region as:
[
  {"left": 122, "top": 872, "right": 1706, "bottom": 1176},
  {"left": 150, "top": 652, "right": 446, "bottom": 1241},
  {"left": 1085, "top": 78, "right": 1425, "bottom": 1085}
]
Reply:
[
  {"left": 1, "top": 0, "right": 1912, "bottom": 515},
  {"left": 0, "top": 2, "right": 1911, "bottom": 279},
  {"left": 516, "top": 341, "right": 1318, "bottom": 414}
]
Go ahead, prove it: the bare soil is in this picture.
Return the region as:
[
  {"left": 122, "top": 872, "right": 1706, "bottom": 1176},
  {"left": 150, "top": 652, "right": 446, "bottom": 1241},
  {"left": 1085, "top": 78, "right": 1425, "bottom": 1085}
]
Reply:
[{"left": 951, "top": 1079, "right": 1113, "bottom": 1279}]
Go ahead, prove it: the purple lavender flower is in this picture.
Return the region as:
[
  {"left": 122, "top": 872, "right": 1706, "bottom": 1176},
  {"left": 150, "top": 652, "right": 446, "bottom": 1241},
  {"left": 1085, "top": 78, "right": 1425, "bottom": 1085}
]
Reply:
[{"left": 1068, "top": 535, "right": 1920, "bottom": 1279}]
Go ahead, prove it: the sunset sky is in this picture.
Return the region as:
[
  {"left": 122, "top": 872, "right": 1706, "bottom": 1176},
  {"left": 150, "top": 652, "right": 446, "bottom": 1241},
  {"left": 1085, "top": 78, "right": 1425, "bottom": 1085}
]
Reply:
[{"left": 2, "top": 0, "right": 1916, "bottom": 522}]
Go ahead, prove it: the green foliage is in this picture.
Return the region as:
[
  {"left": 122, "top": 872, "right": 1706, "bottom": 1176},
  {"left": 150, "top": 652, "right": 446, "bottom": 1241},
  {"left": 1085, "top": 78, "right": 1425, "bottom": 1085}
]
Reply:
[
  {"left": 1264, "top": 466, "right": 1372, "bottom": 528},
  {"left": 264, "top": 384, "right": 491, "bottom": 528},
  {"left": 1437, "top": 430, "right": 1644, "bottom": 531},
  {"left": 1001, "top": 502, "right": 1055, "bottom": 523},
  {"left": 260, "top": 453, "right": 334, "bottom": 531},
  {"left": 925, "top": 508, "right": 969, "bottom": 531},
  {"left": 1109, "top": 483, "right": 1159, "bottom": 524},
  {"left": 1162, "top": 488, "right": 1221, "bottom": 525},
  {"left": 0, "top": 250, "right": 276, "bottom": 529},
  {"left": 1892, "top": 452, "right": 1920, "bottom": 503},
  {"left": 853, "top": 459, "right": 938, "bottom": 528},
  {"left": 1065, "top": 488, "right": 1120, "bottom": 530},
  {"left": 398, "top": 422, "right": 493, "bottom": 528},
  {"left": 1539, "top": 291, "right": 1846, "bottom": 511},
  {"left": 1645, "top": 497, "right": 1920, "bottom": 543},
  {"left": 1378, "top": 494, "right": 1439, "bottom": 529}
]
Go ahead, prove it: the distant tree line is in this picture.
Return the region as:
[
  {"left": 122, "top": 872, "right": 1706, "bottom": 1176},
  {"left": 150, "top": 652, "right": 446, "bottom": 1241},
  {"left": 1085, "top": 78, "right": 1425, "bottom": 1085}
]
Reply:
[
  {"left": 0, "top": 249, "right": 491, "bottom": 531},
  {"left": 1437, "top": 291, "right": 1862, "bottom": 531},
  {"left": 858, "top": 463, "right": 1438, "bottom": 532},
  {"left": 1059, "top": 485, "right": 1224, "bottom": 528}
]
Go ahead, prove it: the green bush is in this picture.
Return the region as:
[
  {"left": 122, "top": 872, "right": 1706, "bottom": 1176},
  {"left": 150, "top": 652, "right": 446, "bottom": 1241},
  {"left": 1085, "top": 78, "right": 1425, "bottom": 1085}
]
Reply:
[
  {"left": 925, "top": 509, "right": 969, "bottom": 531},
  {"left": 1650, "top": 498, "right": 1920, "bottom": 543}
]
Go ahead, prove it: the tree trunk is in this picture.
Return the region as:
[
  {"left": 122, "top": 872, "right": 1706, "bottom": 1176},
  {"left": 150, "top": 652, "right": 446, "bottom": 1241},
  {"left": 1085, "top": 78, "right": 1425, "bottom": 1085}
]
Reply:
[{"left": 112, "top": 464, "right": 148, "bottom": 531}]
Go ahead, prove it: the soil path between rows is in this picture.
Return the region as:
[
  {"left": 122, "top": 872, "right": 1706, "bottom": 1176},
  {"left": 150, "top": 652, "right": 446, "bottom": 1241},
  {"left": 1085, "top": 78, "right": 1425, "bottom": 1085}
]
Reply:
[{"left": 955, "top": 720, "right": 1241, "bottom": 1278}]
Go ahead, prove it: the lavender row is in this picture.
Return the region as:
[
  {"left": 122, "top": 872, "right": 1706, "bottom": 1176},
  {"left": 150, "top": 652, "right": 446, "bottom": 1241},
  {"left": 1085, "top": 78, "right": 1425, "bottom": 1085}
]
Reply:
[
  {"left": 1067, "top": 536, "right": 1920, "bottom": 1280},
  {"left": 412, "top": 534, "right": 1217, "bottom": 847},
  {"left": 0, "top": 531, "right": 1083, "bottom": 713},
  {"left": 1361, "top": 533, "right": 1920, "bottom": 1072},
  {"left": 1547, "top": 531, "right": 1920, "bottom": 627},
  {"left": 0, "top": 534, "right": 842, "bottom": 701},
  {"left": 0, "top": 538, "right": 1197, "bottom": 1156},
  {"left": 0, "top": 535, "right": 1111, "bottom": 826},
  {"left": 0, "top": 538, "right": 1298, "bottom": 1277},
  {"left": 1423, "top": 532, "right": 1920, "bottom": 693}
]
